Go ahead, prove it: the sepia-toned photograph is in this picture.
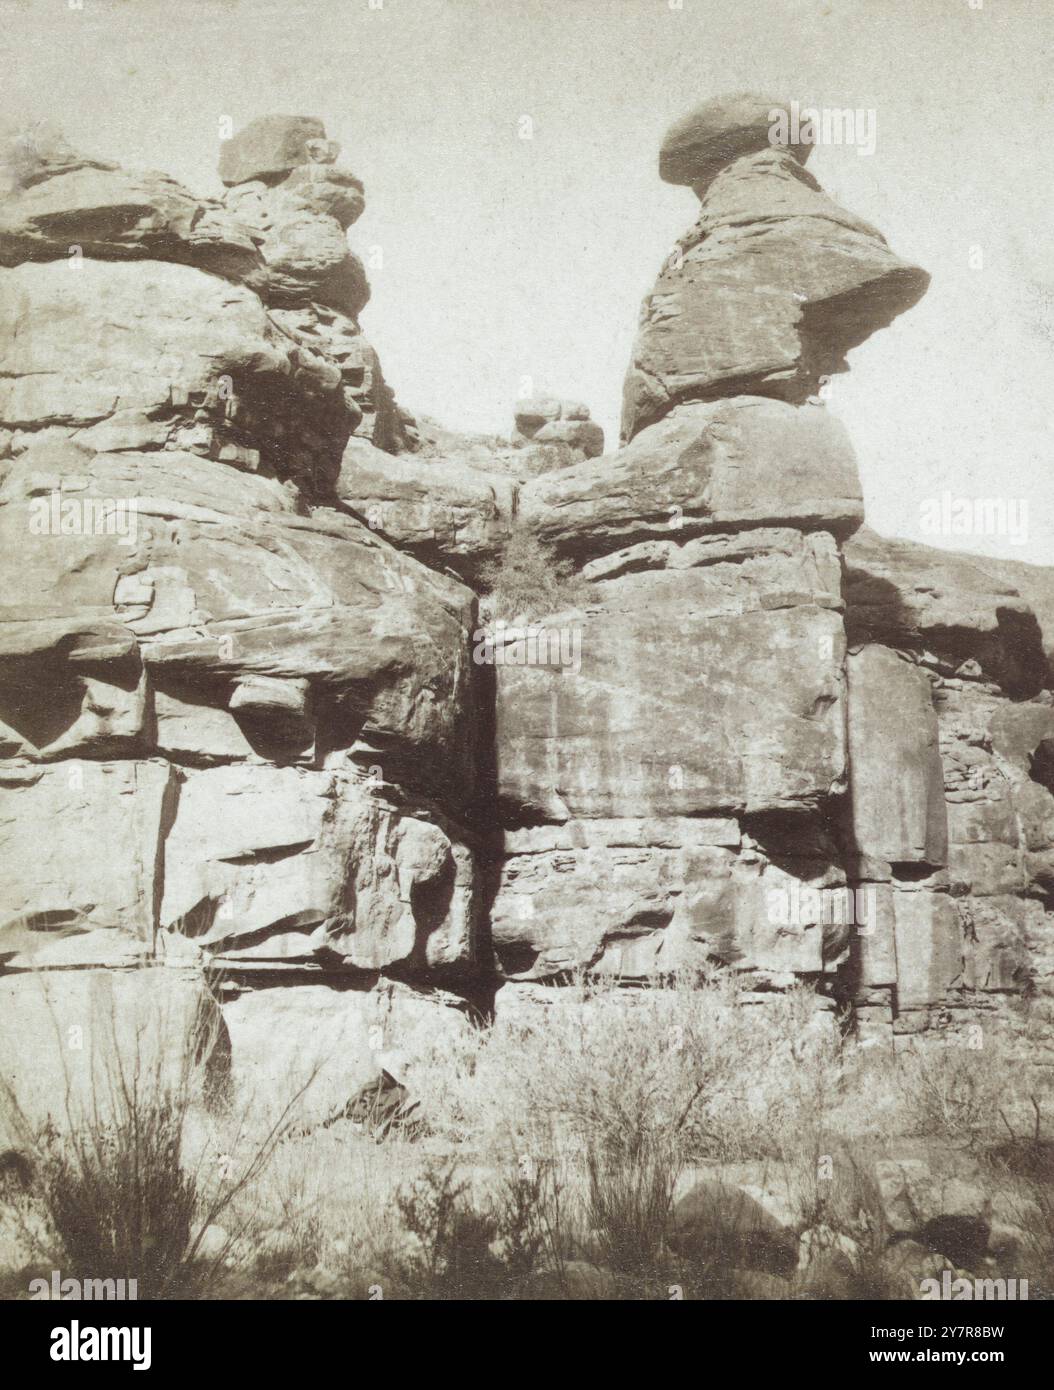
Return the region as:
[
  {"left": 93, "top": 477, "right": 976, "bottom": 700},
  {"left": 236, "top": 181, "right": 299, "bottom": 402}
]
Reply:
[{"left": 0, "top": 0, "right": 1050, "bottom": 1353}]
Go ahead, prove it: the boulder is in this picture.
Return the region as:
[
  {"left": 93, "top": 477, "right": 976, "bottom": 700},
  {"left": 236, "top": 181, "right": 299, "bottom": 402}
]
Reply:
[
  {"left": 255, "top": 215, "right": 369, "bottom": 318},
  {"left": 667, "top": 1179, "right": 799, "bottom": 1277},
  {"left": 520, "top": 398, "right": 862, "bottom": 563},
  {"left": 218, "top": 115, "right": 332, "bottom": 187},
  {"left": 874, "top": 1161, "right": 992, "bottom": 1253},
  {"left": 659, "top": 93, "right": 812, "bottom": 189}
]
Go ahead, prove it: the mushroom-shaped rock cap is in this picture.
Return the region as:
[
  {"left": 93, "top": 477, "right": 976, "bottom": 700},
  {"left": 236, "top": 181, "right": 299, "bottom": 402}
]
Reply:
[
  {"left": 219, "top": 115, "right": 338, "bottom": 186},
  {"left": 659, "top": 93, "right": 812, "bottom": 188}
]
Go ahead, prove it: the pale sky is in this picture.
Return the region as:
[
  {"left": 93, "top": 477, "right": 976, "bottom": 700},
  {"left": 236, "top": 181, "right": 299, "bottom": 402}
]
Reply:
[{"left": 3, "top": 0, "right": 1052, "bottom": 562}]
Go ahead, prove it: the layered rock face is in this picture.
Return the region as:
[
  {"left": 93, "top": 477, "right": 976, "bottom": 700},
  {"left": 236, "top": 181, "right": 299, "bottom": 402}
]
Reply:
[
  {"left": 484, "top": 94, "right": 1053, "bottom": 1039},
  {"left": 0, "top": 117, "right": 480, "bottom": 1121},
  {"left": 2, "top": 98, "right": 1052, "bottom": 1127}
]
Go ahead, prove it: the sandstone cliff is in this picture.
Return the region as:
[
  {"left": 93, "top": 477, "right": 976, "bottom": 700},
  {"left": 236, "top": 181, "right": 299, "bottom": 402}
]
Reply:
[{"left": 1, "top": 101, "right": 1051, "bottom": 1121}]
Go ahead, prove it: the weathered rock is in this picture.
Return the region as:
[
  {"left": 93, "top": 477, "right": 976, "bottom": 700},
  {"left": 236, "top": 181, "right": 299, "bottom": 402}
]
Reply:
[
  {"left": 257, "top": 215, "right": 369, "bottom": 318},
  {"left": 847, "top": 879, "right": 899, "bottom": 995},
  {"left": 520, "top": 398, "right": 862, "bottom": 563},
  {"left": 0, "top": 446, "right": 477, "bottom": 803},
  {"left": 495, "top": 564, "right": 846, "bottom": 822},
  {"left": 160, "top": 767, "right": 477, "bottom": 975},
  {"left": 219, "top": 978, "right": 473, "bottom": 1122},
  {"left": 266, "top": 309, "right": 410, "bottom": 454},
  {"left": 0, "top": 259, "right": 354, "bottom": 494},
  {"left": 0, "top": 123, "right": 411, "bottom": 466},
  {"left": 882, "top": 1239, "right": 948, "bottom": 1297},
  {"left": 659, "top": 93, "right": 812, "bottom": 190},
  {"left": 222, "top": 176, "right": 370, "bottom": 318},
  {"left": 338, "top": 435, "right": 514, "bottom": 583},
  {"left": 0, "top": 966, "right": 226, "bottom": 1135},
  {"left": 980, "top": 555, "right": 1054, "bottom": 679},
  {"left": 0, "top": 760, "right": 172, "bottom": 953},
  {"left": 0, "top": 118, "right": 115, "bottom": 194},
  {"left": 0, "top": 126, "right": 371, "bottom": 326},
  {"left": 623, "top": 145, "right": 928, "bottom": 440},
  {"left": 846, "top": 644, "right": 948, "bottom": 867},
  {"left": 490, "top": 819, "right": 841, "bottom": 981},
  {"left": 0, "top": 162, "right": 260, "bottom": 282},
  {"left": 414, "top": 416, "right": 590, "bottom": 482},
  {"left": 218, "top": 115, "right": 333, "bottom": 187},
  {"left": 0, "top": 92, "right": 1047, "bottom": 1111},
  {"left": 844, "top": 528, "right": 1048, "bottom": 697},
  {"left": 225, "top": 165, "right": 365, "bottom": 231},
  {"left": 890, "top": 885, "right": 964, "bottom": 1007}
]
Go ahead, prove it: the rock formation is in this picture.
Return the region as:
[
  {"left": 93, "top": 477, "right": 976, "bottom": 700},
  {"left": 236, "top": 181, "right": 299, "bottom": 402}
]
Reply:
[
  {"left": 0, "top": 116, "right": 477, "bottom": 1122},
  {"left": 1, "top": 97, "right": 1052, "bottom": 1125},
  {"left": 485, "top": 93, "right": 1054, "bottom": 1041},
  {"left": 339, "top": 400, "right": 603, "bottom": 585},
  {"left": 624, "top": 94, "right": 928, "bottom": 441}
]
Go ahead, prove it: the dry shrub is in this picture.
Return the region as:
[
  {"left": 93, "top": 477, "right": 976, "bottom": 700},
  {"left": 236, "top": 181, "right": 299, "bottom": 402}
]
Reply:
[
  {"left": 0, "top": 979, "right": 309, "bottom": 1299},
  {"left": 894, "top": 1038, "right": 1018, "bottom": 1151},
  {"left": 389, "top": 1160, "right": 500, "bottom": 1300},
  {"left": 477, "top": 525, "right": 588, "bottom": 621},
  {"left": 415, "top": 971, "right": 843, "bottom": 1168}
]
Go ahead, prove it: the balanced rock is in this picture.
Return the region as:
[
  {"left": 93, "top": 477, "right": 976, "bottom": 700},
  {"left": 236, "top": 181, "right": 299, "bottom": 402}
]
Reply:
[
  {"left": 624, "top": 101, "right": 929, "bottom": 440},
  {"left": 1, "top": 89, "right": 1052, "bottom": 1121},
  {"left": 659, "top": 92, "right": 812, "bottom": 191}
]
